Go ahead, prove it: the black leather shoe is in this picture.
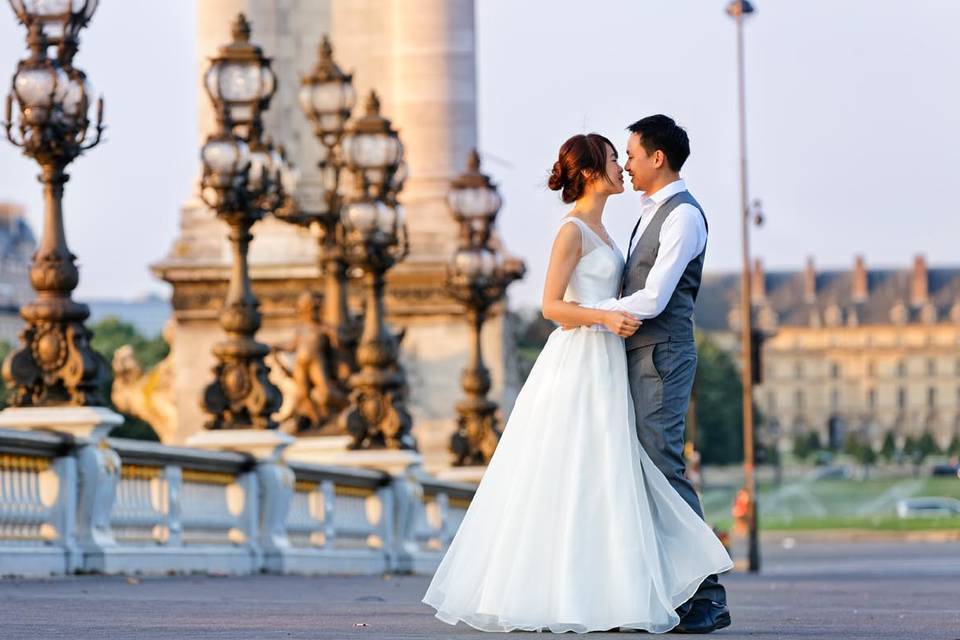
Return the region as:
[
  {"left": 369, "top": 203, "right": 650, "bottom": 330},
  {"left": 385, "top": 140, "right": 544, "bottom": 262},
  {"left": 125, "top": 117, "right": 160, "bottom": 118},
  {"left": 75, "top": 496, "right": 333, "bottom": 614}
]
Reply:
[{"left": 672, "top": 600, "right": 731, "bottom": 634}]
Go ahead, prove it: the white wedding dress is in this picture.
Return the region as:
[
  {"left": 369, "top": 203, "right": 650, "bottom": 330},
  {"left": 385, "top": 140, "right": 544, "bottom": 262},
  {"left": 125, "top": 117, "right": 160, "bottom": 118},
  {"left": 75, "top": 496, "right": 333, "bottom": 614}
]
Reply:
[{"left": 422, "top": 217, "right": 733, "bottom": 634}]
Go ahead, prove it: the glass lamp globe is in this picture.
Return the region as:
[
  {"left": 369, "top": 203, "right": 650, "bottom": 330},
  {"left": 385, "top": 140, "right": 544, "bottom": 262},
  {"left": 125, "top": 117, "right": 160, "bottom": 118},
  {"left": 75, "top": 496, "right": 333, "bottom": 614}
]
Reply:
[
  {"left": 342, "top": 200, "right": 382, "bottom": 234},
  {"left": 341, "top": 91, "right": 402, "bottom": 193},
  {"left": 447, "top": 149, "right": 502, "bottom": 222},
  {"left": 202, "top": 132, "right": 249, "bottom": 177},
  {"left": 299, "top": 36, "right": 355, "bottom": 146},
  {"left": 203, "top": 14, "right": 276, "bottom": 129},
  {"left": 10, "top": 0, "right": 99, "bottom": 44}
]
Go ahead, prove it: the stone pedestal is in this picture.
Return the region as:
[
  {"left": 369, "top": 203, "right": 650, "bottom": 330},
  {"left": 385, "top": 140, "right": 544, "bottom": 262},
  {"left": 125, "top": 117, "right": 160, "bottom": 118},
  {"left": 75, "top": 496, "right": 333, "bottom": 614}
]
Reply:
[
  {"left": 0, "top": 406, "right": 124, "bottom": 572},
  {"left": 285, "top": 435, "right": 423, "bottom": 476},
  {"left": 432, "top": 465, "right": 486, "bottom": 485}
]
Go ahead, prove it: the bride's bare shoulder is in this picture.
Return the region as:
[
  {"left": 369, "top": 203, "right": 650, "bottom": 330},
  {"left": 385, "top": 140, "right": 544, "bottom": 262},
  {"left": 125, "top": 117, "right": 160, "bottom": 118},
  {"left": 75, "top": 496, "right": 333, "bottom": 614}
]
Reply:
[{"left": 551, "top": 218, "right": 583, "bottom": 255}]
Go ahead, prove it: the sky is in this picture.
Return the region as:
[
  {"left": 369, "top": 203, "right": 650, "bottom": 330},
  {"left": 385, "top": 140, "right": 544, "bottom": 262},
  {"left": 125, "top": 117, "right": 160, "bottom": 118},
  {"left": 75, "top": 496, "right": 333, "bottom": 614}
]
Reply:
[{"left": 0, "top": 1, "right": 958, "bottom": 308}]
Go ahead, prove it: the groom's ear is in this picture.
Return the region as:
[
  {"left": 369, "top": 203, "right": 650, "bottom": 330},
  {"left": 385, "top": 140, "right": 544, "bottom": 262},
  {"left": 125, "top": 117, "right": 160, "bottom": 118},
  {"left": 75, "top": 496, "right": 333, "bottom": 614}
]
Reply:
[{"left": 652, "top": 149, "right": 666, "bottom": 169}]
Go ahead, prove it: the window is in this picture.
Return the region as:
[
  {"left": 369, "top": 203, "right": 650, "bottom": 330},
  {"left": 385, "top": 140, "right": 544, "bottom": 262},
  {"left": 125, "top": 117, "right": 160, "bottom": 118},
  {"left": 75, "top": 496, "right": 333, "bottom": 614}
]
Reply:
[
  {"left": 867, "top": 388, "right": 876, "bottom": 410},
  {"left": 897, "top": 360, "right": 907, "bottom": 377},
  {"left": 830, "top": 363, "right": 840, "bottom": 379},
  {"left": 928, "top": 387, "right": 937, "bottom": 409},
  {"left": 830, "top": 389, "right": 840, "bottom": 411},
  {"left": 795, "top": 389, "right": 805, "bottom": 410},
  {"left": 897, "top": 387, "right": 907, "bottom": 410},
  {"left": 928, "top": 359, "right": 937, "bottom": 376}
]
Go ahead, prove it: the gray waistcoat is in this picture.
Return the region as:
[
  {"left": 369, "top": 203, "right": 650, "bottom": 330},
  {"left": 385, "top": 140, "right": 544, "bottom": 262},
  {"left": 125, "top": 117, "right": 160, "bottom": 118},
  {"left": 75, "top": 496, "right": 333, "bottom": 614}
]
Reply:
[{"left": 623, "top": 190, "right": 708, "bottom": 351}]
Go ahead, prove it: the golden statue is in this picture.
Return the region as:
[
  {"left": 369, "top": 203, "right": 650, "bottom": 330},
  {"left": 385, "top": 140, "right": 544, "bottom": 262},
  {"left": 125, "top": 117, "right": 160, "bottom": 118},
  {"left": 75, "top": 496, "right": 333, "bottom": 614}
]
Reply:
[{"left": 271, "top": 291, "right": 348, "bottom": 435}]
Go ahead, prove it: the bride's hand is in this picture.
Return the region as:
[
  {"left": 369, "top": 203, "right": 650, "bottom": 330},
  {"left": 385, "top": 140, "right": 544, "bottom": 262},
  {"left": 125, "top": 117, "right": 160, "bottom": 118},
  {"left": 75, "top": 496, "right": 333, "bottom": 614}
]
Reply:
[{"left": 603, "top": 311, "right": 641, "bottom": 337}]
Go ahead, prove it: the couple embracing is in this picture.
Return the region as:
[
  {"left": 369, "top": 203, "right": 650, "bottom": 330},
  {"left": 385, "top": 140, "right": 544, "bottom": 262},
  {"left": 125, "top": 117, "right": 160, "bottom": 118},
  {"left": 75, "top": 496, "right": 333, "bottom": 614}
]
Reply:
[{"left": 423, "top": 116, "right": 733, "bottom": 634}]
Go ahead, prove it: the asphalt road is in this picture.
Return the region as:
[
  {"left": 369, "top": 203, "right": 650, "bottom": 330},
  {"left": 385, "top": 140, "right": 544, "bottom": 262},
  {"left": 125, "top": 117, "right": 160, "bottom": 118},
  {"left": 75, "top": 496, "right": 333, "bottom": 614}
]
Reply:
[{"left": 1, "top": 537, "right": 958, "bottom": 640}]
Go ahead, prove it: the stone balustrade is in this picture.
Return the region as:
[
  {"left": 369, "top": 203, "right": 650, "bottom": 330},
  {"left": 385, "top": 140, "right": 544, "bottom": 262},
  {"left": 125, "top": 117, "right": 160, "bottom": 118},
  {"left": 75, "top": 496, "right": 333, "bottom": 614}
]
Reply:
[{"left": 0, "top": 428, "right": 474, "bottom": 577}]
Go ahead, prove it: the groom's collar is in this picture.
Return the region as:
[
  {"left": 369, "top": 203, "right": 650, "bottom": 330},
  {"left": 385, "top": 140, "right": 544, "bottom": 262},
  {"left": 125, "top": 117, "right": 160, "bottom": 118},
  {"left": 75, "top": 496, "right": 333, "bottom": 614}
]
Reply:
[{"left": 640, "top": 179, "right": 687, "bottom": 208}]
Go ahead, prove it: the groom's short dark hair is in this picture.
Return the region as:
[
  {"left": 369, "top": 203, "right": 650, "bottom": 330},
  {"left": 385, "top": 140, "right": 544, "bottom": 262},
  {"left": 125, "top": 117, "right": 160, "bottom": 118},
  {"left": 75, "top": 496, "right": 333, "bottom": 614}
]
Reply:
[{"left": 627, "top": 115, "right": 690, "bottom": 172}]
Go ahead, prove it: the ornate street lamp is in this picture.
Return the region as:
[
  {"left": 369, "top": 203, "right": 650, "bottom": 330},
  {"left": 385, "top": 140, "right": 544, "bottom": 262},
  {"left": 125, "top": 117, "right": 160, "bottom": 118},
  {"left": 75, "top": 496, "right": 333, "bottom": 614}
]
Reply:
[
  {"left": 271, "top": 36, "right": 359, "bottom": 433},
  {"left": 445, "top": 150, "right": 524, "bottom": 466},
  {"left": 198, "top": 14, "right": 284, "bottom": 430},
  {"left": 727, "top": 0, "right": 761, "bottom": 573},
  {"left": 2, "top": 16, "right": 105, "bottom": 407},
  {"left": 336, "top": 91, "right": 415, "bottom": 451}
]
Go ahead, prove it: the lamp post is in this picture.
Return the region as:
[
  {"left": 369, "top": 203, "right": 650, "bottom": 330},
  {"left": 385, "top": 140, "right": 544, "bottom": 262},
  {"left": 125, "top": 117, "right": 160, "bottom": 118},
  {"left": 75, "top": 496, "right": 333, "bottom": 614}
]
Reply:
[
  {"left": 2, "top": 2, "right": 105, "bottom": 407},
  {"left": 727, "top": 0, "right": 760, "bottom": 573},
  {"left": 445, "top": 150, "right": 524, "bottom": 466},
  {"left": 198, "top": 14, "right": 285, "bottom": 430},
  {"left": 336, "top": 91, "right": 415, "bottom": 450},
  {"left": 272, "top": 36, "right": 359, "bottom": 425}
]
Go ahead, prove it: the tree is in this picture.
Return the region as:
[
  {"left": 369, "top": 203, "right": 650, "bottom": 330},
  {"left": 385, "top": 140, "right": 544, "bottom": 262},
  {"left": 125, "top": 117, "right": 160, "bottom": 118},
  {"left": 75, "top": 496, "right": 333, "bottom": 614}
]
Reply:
[
  {"left": 917, "top": 430, "right": 940, "bottom": 458},
  {"left": 0, "top": 340, "right": 11, "bottom": 409},
  {"left": 880, "top": 431, "right": 897, "bottom": 462},
  {"left": 89, "top": 317, "right": 169, "bottom": 441},
  {"left": 947, "top": 433, "right": 960, "bottom": 458},
  {"left": 693, "top": 333, "right": 744, "bottom": 465},
  {"left": 511, "top": 311, "right": 556, "bottom": 383},
  {"left": 793, "top": 432, "right": 812, "bottom": 461}
]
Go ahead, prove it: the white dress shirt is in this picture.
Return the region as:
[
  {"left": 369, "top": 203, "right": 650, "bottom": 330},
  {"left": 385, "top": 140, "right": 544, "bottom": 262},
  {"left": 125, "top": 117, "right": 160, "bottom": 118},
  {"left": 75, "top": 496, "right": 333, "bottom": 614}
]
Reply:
[{"left": 589, "top": 179, "right": 707, "bottom": 322}]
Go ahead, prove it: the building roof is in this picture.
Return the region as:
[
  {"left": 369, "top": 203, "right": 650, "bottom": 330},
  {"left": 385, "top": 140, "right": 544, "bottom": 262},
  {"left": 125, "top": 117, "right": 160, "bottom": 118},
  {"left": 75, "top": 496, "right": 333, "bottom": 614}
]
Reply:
[{"left": 695, "top": 257, "right": 960, "bottom": 330}]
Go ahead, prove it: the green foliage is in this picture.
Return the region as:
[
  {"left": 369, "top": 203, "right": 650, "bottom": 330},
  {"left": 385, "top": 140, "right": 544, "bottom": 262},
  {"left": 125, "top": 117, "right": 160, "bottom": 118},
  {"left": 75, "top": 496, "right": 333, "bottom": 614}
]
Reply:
[
  {"left": 843, "top": 432, "right": 861, "bottom": 456},
  {"left": 880, "top": 431, "right": 897, "bottom": 462},
  {"left": 0, "top": 340, "right": 11, "bottom": 409},
  {"left": 89, "top": 317, "right": 168, "bottom": 441},
  {"left": 917, "top": 430, "right": 940, "bottom": 458},
  {"left": 693, "top": 333, "right": 743, "bottom": 465},
  {"left": 947, "top": 433, "right": 960, "bottom": 457},
  {"left": 511, "top": 311, "right": 556, "bottom": 383}
]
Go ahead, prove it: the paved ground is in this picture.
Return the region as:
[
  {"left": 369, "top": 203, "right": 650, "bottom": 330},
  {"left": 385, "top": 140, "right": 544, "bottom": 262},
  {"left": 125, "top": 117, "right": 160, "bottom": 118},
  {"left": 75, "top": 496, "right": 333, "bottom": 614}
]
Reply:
[{"left": 1, "top": 537, "right": 958, "bottom": 639}]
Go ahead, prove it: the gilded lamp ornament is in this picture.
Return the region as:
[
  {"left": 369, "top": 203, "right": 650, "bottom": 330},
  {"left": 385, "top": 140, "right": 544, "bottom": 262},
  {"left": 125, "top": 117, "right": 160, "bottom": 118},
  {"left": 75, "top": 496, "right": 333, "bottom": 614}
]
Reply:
[
  {"left": 336, "top": 91, "right": 415, "bottom": 451},
  {"left": 198, "top": 14, "right": 287, "bottom": 430},
  {"left": 2, "top": 9, "right": 106, "bottom": 407},
  {"left": 446, "top": 150, "right": 525, "bottom": 466}
]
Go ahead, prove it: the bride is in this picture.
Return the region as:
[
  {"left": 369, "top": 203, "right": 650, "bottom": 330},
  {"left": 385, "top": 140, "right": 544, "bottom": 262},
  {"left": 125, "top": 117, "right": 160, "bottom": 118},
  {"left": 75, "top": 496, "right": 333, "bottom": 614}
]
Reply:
[{"left": 422, "top": 133, "right": 732, "bottom": 634}]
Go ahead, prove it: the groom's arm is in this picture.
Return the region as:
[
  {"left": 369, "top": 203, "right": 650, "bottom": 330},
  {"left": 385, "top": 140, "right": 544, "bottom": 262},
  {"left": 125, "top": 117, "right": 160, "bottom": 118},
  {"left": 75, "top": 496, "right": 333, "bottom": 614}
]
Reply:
[{"left": 573, "top": 205, "right": 706, "bottom": 330}]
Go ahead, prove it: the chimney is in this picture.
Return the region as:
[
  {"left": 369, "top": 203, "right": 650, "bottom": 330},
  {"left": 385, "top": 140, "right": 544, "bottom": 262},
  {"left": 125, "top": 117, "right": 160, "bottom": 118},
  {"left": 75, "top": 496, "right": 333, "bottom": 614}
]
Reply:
[
  {"left": 803, "top": 256, "right": 816, "bottom": 303},
  {"left": 911, "top": 255, "right": 928, "bottom": 305},
  {"left": 852, "top": 255, "right": 868, "bottom": 302},
  {"left": 751, "top": 258, "right": 766, "bottom": 302}
]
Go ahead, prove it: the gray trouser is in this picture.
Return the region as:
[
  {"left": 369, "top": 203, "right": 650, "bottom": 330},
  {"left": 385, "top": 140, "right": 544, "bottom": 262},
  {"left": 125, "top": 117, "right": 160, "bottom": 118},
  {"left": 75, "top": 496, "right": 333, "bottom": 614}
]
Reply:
[{"left": 627, "top": 339, "right": 727, "bottom": 607}]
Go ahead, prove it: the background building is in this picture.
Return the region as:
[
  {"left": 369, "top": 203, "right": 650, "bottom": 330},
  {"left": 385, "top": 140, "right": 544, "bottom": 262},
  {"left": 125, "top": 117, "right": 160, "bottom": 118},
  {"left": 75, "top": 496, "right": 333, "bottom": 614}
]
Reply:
[
  {"left": 696, "top": 255, "right": 960, "bottom": 451},
  {"left": 0, "top": 203, "right": 35, "bottom": 345}
]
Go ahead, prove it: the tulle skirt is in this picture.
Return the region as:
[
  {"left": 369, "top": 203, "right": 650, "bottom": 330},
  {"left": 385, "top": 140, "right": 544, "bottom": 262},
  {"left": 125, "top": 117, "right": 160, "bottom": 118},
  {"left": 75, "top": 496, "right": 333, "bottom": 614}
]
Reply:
[{"left": 422, "top": 327, "right": 733, "bottom": 633}]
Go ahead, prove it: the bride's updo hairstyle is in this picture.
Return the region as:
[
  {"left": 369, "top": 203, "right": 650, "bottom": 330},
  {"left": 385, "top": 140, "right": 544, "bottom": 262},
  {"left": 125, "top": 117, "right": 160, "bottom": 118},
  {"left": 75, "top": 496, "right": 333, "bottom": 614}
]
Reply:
[{"left": 548, "top": 133, "right": 617, "bottom": 204}]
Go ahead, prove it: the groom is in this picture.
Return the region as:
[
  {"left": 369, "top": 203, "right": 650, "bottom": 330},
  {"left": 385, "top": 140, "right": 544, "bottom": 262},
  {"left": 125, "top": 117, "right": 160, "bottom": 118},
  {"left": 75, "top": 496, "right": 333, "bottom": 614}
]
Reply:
[{"left": 567, "top": 115, "right": 730, "bottom": 633}]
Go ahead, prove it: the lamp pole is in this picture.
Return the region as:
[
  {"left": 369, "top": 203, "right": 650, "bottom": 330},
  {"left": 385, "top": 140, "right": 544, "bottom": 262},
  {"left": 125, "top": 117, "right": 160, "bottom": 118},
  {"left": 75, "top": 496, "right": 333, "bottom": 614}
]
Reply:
[
  {"left": 445, "top": 150, "right": 524, "bottom": 465},
  {"left": 337, "top": 91, "right": 416, "bottom": 450},
  {"left": 198, "top": 14, "right": 288, "bottom": 430},
  {"left": 727, "top": 0, "right": 760, "bottom": 573}
]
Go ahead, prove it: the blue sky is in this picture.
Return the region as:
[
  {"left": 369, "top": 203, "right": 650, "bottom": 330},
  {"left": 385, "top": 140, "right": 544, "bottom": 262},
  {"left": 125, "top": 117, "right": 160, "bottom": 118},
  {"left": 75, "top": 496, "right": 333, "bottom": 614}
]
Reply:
[{"left": 0, "top": 1, "right": 957, "bottom": 307}]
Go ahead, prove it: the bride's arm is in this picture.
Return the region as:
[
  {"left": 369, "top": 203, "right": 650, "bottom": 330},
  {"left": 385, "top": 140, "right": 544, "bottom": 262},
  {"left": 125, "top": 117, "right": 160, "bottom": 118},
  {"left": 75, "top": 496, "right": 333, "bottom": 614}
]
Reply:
[{"left": 541, "top": 223, "right": 640, "bottom": 338}]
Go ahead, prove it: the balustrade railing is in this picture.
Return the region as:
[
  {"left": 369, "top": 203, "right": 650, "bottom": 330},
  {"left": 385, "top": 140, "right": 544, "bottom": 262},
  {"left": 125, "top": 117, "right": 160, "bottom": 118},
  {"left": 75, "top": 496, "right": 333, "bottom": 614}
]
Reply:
[{"left": 0, "top": 428, "right": 474, "bottom": 577}]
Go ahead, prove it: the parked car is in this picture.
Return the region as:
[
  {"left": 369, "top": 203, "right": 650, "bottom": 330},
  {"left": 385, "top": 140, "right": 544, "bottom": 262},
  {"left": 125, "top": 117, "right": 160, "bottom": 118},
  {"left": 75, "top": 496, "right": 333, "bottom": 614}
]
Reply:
[
  {"left": 895, "top": 497, "right": 960, "bottom": 518},
  {"left": 809, "top": 465, "right": 852, "bottom": 481},
  {"left": 931, "top": 464, "right": 960, "bottom": 479}
]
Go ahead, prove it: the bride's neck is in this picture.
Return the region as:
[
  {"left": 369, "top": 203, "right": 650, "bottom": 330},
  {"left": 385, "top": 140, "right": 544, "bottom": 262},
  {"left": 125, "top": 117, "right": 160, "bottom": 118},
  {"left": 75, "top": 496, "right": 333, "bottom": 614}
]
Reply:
[{"left": 571, "top": 191, "right": 608, "bottom": 225}]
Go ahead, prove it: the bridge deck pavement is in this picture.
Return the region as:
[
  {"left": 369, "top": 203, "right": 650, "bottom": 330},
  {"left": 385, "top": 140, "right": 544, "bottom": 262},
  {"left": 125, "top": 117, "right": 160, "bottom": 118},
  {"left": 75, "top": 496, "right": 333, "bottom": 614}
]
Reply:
[{"left": 1, "top": 538, "right": 957, "bottom": 639}]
